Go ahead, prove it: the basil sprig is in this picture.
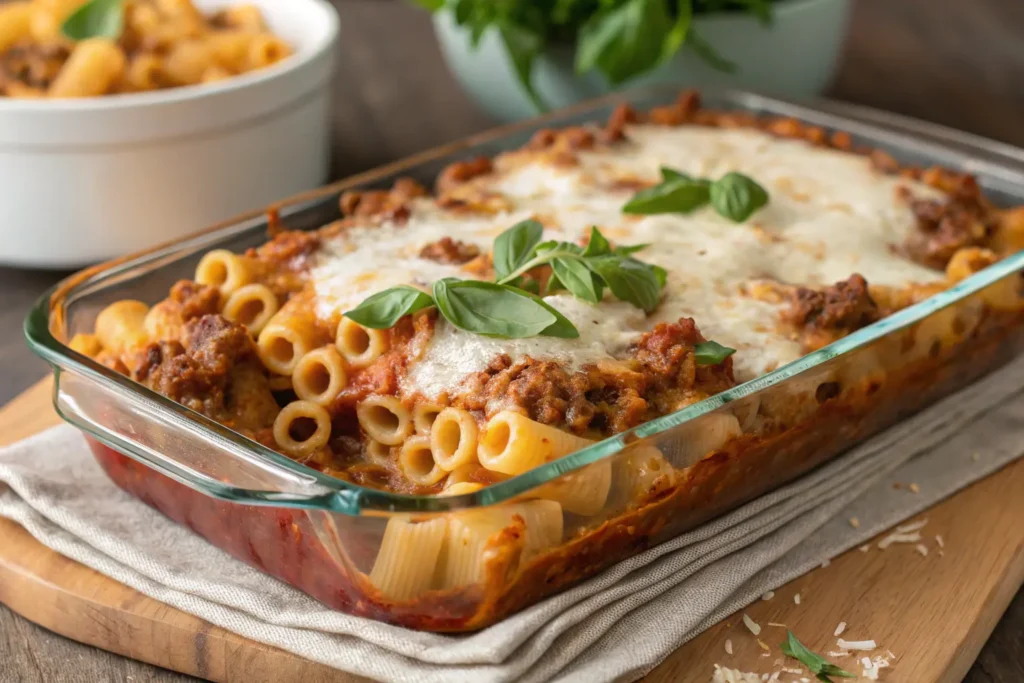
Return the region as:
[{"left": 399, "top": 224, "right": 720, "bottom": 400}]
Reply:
[
  {"left": 494, "top": 222, "right": 664, "bottom": 313},
  {"left": 61, "top": 0, "right": 124, "bottom": 41},
  {"left": 780, "top": 631, "right": 855, "bottom": 683},
  {"left": 623, "top": 166, "right": 768, "bottom": 223},
  {"left": 344, "top": 220, "right": 667, "bottom": 339},
  {"left": 693, "top": 340, "right": 735, "bottom": 366}
]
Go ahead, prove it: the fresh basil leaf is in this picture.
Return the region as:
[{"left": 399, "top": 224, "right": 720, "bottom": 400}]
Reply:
[
  {"left": 545, "top": 271, "right": 564, "bottom": 294},
  {"left": 660, "top": 0, "right": 692, "bottom": 61},
  {"left": 552, "top": 257, "right": 601, "bottom": 304},
  {"left": 613, "top": 243, "right": 651, "bottom": 256},
  {"left": 686, "top": 27, "right": 738, "bottom": 73},
  {"left": 710, "top": 171, "right": 769, "bottom": 222},
  {"left": 693, "top": 340, "right": 735, "bottom": 365},
  {"left": 520, "top": 278, "right": 541, "bottom": 295},
  {"left": 651, "top": 263, "right": 668, "bottom": 287},
  {"left": 433, "top": 279, "right": 578, "bottom": 339},
  {"left": 781, "top": 631, "right": 855, "bottom": 682},
  {"left": 406, "top": 0, "right": 445, "bottom": 11},
  {"left": 493, "top": 219, "right": 545, "bottom": 280},
  {"left": 498, "top": 21, "right": 547, "bottom": 112},
  {"left": 581, "top": 226, "right": 613, "bottom": 257},
  {"left": 575, "top": 0, "right": 670, "bottom": 85},
  {"left": 588, "top": 256, "right": 662, "bottom": 313},
  {"left": 343, "top": 286, "right": 435, "bottom": 329},
  {"left": 622, "top": 178, "right": 710, "bottom": 215},
  {"left": 61, "top": 0, "right": 124, "bottom": 41}
]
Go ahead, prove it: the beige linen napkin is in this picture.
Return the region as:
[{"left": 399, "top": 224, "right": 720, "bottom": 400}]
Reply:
[{"left": 2, "top": 355, "right": 1023, "bottom": 683}]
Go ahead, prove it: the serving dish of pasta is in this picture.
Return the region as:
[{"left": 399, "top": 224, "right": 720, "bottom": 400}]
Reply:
[
  {"left": 27, "top": 88, "right": 1024, "bottom": 630},
  {"left": 0, "top": 0, "right": 293, "bottom": 98},
  {"left": 0, "top": 0, "right": 337, "bottom": 268}
]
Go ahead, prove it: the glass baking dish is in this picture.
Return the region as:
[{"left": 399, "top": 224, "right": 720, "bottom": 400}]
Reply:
[{"left": 24, "top": 87, "right": 1024, "bottom": 632}]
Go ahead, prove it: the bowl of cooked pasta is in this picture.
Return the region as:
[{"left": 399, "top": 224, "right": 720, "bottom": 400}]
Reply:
[{"left": 0, "top": 0, "right": 339, "bottom": 268}]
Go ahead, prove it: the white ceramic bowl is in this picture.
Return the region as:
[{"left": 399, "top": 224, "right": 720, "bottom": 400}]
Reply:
[{"left": 0, "top": 0, "right": 339, "bottom": 269}]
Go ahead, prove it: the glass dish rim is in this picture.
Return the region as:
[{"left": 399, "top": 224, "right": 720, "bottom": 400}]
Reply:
[{"left": 23, "top": 85, "right": 1024, "bottom": 515}]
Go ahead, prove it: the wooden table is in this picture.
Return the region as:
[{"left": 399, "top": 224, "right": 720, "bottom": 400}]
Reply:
[{"left": 1, "top": 0, "right": 1022, "bottom": 680}]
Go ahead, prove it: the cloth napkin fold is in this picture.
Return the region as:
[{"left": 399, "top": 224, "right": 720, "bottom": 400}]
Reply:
[{"left": 2, "top": 355, "right": 1024, "bottom": 683}]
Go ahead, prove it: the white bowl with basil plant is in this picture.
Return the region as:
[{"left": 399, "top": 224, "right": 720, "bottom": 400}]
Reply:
[{"left": 411, "top": 0, "right": 852, "bottom": 121}]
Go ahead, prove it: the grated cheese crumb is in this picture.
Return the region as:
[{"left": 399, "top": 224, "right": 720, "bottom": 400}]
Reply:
[
  {"left": 757, "top": 639, "right": 771, "bottom": 652},
  {"left": 767, "top": 622, "right": 788, "bottom": 628},
  {"left": 859, "top": 544, "right": 870, "bottom": 552},
  {"left": 861, "top": 654, "right": 891, "bottom": 680},
  {"left": 896, "top": 519, "right": 928, "bottom": 534},
  {"left": 849, "top": 517, "right": 860, "bottom": 528},
  {"left": 916, "top": 543, "right": 929, "bottom": 556},
  {"left": 712, "top": 664, "right": 763, "bottom": 683},
  {"left": 828, "top": 651, "right": 849, "bottom": 658},
  {"left": 935, "top": 534, "right": 945, "bottom": 548},
  {"left": 908, "top": 482, "right": 920, "bottom": 493},
  {"left": 971, "top": 452, "right": 981, "bottom": 462},
  {"left": 793, "top": 593, "right": 801, "bottom": 605},
  {"left": 878, "top": 530, "right": 921, "bottom": 549},
  {"left": 762, "top": 591, "right": 775, "bottom": 601},
  {"left": 838, "top": 638, "right": 877, "bottom": 651},
  {"left": 781, "top": 667, "right": 803, "bottom": 675},
  {"left": 820, "top": 559, "right": 830, "bottom": 568},
  {"left": 834, "top": 621, "right": 847, "bottom": 637},
  {"left": 725, "top": 639, "right": 734, "bottom": 655},
  {"left": 892, "top": 482, "right": 902, "bottom": 489},
  {"left": 743, "top": 613, "right": 762, "bottom": 636}
]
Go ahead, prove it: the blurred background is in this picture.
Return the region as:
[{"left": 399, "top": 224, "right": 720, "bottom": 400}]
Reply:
[{"left": 1, "top": 0, "right": 1023, "bottom": 680}]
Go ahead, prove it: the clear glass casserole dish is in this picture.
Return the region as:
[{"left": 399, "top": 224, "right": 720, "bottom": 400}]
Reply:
[{"left": 24, "top": 87, "right": 1024, "bottom": 632}]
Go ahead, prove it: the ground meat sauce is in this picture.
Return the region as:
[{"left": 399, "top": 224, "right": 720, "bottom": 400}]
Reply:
[
  {"left": 786, "top": 274, "right": 881, "bottom": 350},
  {"left": 900, "top": 175, "right": 996, "bottom": 269},
  {"left": 418, "top": 237, "right": 481, "bottom": 264}
]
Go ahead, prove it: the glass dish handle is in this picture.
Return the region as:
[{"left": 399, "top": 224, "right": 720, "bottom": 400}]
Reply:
[{"left": 52, "top": 369, "right": 342, "bottom": 508}]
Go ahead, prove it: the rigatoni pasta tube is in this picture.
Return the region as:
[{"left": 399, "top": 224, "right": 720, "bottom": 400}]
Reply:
[
  {"left": 335, "top": 316, "right": 387, "bottom": 368},
  {"left": 0, "top": 2, "right": 32, "bottom": 52},
  {"left": 535, "top": 460, "right": 612, "bottom": 516},
  {"left": 413, "top": 401, "right": 445, "bottom": 434},
  {"left": 195, "top": 249, "right": 253, "bottom": 297},
  {"left": 368, "top": 515, "right": 447, "bottom": 601},
  {"left": 292, "top": 346, "right": 347, "bottom": 406},
  {"left": 95, "top": 300, "right": 149, "bottom": 356},
  {"left": 272, "top": 400, "right": 331, "bottom": 457},
  {"left": 222, "top": 283, "right": 279, "bottom": 335},
  {"left": 356, "top": 395, "right": 412, "bottom": 446},
  {"left": 218, "top": 4, "right": 265, "bottom": 32},
  {"left": 365, "top": 439, "right": 392, "bottom": 466},
  {"left": 477, "top": 411, "right": 593, "bottom": 475},
  {"left": 164, "top": 39, "right": 214, "bottom": 85},
  {"left": 440, "top": 482, "right": 484, "bottom": 496},
  {"left": 126, "top": 54, "right": 166, "bottom": 92},
  {"left": 207, "top": 30, "right": 252, "bottom": 71},
  {"left": 397, "top": 435, "right": 445, "bottom": 486},
  {"left": 246, "top": 33, "right": 292, "bottom": 69},
  {"left": 257, "top": 308, "right": 322, "bottom": 375},
  {"left": 68, "top": 333, "right": 103, "bottom": 359},
  {"left": 430, "top": 408, "right": 478, "bottom": 472},
  {"left": 435, "top": 501, "right": 563, "bottom": 589},
  {"left": 49, "top": 39, "right": 126, "bottom": 98}
]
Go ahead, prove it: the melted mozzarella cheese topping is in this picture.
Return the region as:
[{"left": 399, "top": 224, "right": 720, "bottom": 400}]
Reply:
[{"left": 311, "top": 124, "right": 946, "bottom": 396}]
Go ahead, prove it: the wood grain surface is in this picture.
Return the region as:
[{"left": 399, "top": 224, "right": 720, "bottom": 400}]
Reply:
[
  {"left": 1, "top": 0, "right": 1024, "bottom": 681},
  {"left": 1, "top": 378, "right": 1022, "bottom": 683}
]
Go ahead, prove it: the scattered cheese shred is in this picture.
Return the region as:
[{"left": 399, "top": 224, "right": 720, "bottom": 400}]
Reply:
[
  {"left": 896, "top": 519, "right": 929, "bottom": 533},
  {"left": 859, "top": 544, "right": 870, "bottom": 552},
  {"left": 712, "top": 664, "right": 762, "bottom": 683},
  {"left": 820, "top": 559, "right": 830, "bottom": 568},
  {"left": 757, "top": 639, "right": 771, "bottom": 652},
  {"left": 838, "top": 638, "right": 877, "bottom": 651},
  {"left": 908, "top": 482, "right": 920, "bottom": 493},
  {"left": 935, "top": 534, "right": 945, "bottom": 548},
  {"left": 828, "top": 651, "right": 850, "bottom": 658},
  {"left": 834, "top": 621, "right": 847, "bottom": 637},
  {"left": 762, "top": 591, "right": 775, "bottom": 601},
  {"left": 971, "top": 452, "right": 981, "bottom": 462},
  {"left": 861, "top": 654, "right": 891, "bottom": 680},
  {"left": 878, "top": 530, "right": 921, "bottom": 549},
  {"left": 767, "top": 622, "right": 788, "bottom": 628},
  {"left": 743, "top": 613, "right": 762, "bottom": 636},
  {"left": 849, "top": 517, "right": 860, "bottom": 528},
  {"left": 916, "top": 543, "right": 929, "bottom": 556},
  {"left": 725, "top": 639, "right": 734, "bottom": 655},
  {"left": 793, "top": 593, "right": 801, "bottom": 605},
  {"left": 781, "top": 667, "right": 803, "bottom": 675}
]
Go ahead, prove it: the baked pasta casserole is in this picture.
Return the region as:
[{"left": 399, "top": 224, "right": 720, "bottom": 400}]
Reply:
[{"left": 68, "top": 91, "right": 1024, "bottom": 627}]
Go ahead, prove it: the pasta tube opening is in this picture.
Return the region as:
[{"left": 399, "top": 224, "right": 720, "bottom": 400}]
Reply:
[
  {"left": 222, "top": 283, "right": 279, "bottom": 335},
  {"left": 293, "top": 346, "right": 347, "bottom": 406},
  {"left": 357, "top": 395, "right": 412, "bottom": 446},
  {"left": 398, "top": 436, "right": 445, "bottom": 486},
  {"left": 335, "top": 317, "right": 387, "bottom": 368},
  {"left": 430, "top": 408, "right": 479, "bottom": 472},
  {"left": 272, "top": 400, "right": 331, "bottom": 457}
]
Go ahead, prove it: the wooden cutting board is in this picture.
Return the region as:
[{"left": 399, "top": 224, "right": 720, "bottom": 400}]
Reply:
[{"left": 1, "top": 377, "right": 1022, "bottom": 683}]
